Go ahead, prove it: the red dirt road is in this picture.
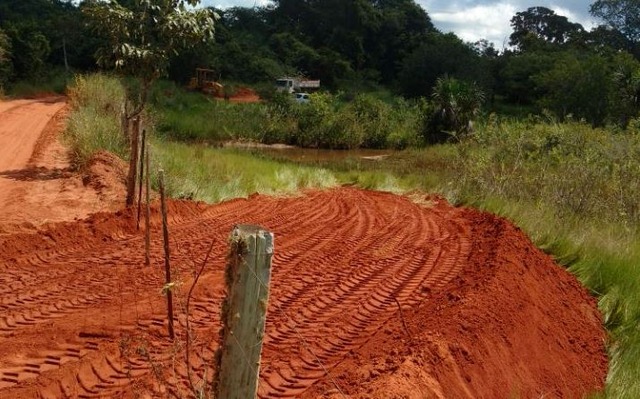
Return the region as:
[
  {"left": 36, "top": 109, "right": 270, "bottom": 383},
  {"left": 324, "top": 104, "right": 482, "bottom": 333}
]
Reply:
[
  {"left": 0, "top": 98, "right": 124, "bottom": 233},
  {"left": 0, "top": 100, "right": 607, "bottom": 398},
  {"left": 0, "top": 98, "right": 66, "bottom": 180}
]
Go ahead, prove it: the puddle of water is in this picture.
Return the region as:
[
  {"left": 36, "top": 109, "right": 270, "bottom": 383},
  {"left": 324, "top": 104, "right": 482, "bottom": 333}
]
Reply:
[{"left": 231, "top": 144, "right": 394, "bottom": 163}]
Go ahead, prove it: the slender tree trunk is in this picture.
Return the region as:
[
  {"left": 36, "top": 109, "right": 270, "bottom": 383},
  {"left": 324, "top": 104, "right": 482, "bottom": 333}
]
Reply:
[
  {"left": 137, "top": 128, "right": 146, "bottom": 229},
  {"left": 145, "top": 144, "right": 151, "bottom": 267},
  {"left": 62, "top": 37, "right": 69, "bottom": 73},
  {"left": 126, "top": 117, "right": 141, "bottom": 207}
]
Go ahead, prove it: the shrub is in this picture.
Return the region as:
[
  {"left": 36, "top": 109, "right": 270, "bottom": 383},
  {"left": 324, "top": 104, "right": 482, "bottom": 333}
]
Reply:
[
  {"left": 458, "top": 116, "right": 640, "bottom": 226},
  {"left": 153, "top": 82, "right": 427, "bottom": 150}
]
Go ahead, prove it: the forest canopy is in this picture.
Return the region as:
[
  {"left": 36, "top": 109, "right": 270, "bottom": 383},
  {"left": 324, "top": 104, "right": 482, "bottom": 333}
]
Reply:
[{"left": 1, "top": 0, "right": 640, "bottom": 127}]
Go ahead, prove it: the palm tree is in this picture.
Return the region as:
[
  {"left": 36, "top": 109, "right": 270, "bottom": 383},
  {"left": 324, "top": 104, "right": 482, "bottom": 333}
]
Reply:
[{"left": 429, "top": 75, "right": 485, "bottom": 142}]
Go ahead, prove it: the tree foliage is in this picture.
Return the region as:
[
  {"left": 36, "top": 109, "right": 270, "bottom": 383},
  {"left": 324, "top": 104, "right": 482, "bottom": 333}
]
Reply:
[
  {"left": 398, "top": 33, "right": 489, "bottom": 98},
  {"left": 590, "top": 0, "right": 640, "bottom": 42},
  {"left": 582, "top": 25, "right": 639, "bottom": 56},
  {"left": 0, "top": 28, "right": 11, "bottom": 89},
  {"left": 4, "top": 0, "right": 640, "bottom": 132},
  {"left": 498, "top": 51, "right": 554, "bottom": 105},
  {"left": 83, "top": 0, "right": 216, "bottom": 207},
  {"left": 267, "top": 0, "right": 435, "bottom": 85},
  {"left": 535, "top": 52, "right": 611, "bottom": 126},
  {"left": 83, "top": 0, "right": 216, "bottom": 115},
  {"left": 509, "top": 7, "right": 584, "bottom": 51},
  {"left": 425, "top": 76, "right": 484, "bottom": 143},
  {"left": 609, "top": 53, "right": 640, "bottom": 127}
]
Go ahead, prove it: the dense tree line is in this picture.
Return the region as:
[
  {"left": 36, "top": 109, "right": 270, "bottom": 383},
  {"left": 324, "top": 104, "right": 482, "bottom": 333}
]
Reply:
[
  {"left": 1, "top": 0, "right": 640, "bottom": 127},
  {"left": 0, "top": 0, "right": 100, "bottom": 83}
]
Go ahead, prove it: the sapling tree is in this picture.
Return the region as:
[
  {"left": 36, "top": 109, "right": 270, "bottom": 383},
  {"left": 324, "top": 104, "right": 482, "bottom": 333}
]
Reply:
[{"left": 83, "top": 0, "right": 216, "bottom": 205}]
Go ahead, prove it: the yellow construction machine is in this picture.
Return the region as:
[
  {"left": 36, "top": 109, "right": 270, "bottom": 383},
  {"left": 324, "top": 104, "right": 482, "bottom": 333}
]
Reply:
[{"left": 188, "top": 68, "right": 224, "bottom": 96}]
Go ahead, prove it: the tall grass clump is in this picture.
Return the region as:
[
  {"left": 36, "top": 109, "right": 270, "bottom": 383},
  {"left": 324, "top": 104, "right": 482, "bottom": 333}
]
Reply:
[
  {"left": 458, "top": 115, "right": 640, "bottom": 227},
  {"left": 153, "top": 141, "right": 338, "bottom": 202},
  {"left": 65, "top": 73, "right": 128, "bottom": 167}
]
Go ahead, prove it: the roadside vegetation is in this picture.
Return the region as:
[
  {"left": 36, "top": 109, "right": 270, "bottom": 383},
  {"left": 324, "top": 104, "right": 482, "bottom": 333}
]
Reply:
[
  {"left": 153, "top": 80, "right": 424, "bottom": 149},
  {"left": 65, "top": 74, "right": 128, "bottom": 167}
]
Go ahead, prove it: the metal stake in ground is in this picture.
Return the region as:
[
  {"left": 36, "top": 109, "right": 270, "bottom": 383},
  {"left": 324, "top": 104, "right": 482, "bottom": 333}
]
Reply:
[
  {"left": 158, "top": 169, "right": 175, "bottom": 340},
  {"left": 215, "top": 225, "right": 274, "bottom": 399}
]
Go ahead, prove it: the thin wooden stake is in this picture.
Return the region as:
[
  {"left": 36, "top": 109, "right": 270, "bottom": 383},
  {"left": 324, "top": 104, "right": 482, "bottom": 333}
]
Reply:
[
  {"left": 215, "top": 225, "right": 274, "bottom": 399},
  {"left": 144, "top": 144, "right": 151, "bottom": 267},
  {"left": 126, "top": 117, "right": 140, "bottom": 207},
  {"left": 136, "top": 128, "right": 146, "bottom": 230},
  {"left": 159, "top": 170, "right": 175, "bottom": 340}
]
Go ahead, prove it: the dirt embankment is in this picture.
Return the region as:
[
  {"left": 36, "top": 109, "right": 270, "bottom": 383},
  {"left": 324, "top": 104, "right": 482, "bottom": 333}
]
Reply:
[
  {"left": 0, "top": 97, "right": 607, "bottom": 398},
  {"left": 0, "top": 98, "right": 126, "bottom": 234},
  {"left": 0, "top": 189, "right": 607, "bottom": 398}
]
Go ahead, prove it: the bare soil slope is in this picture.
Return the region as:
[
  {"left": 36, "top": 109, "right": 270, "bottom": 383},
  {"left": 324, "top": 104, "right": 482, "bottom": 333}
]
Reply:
[
  {"left": 0, "top": 190, "right": 607, "bottom": 398},
  {"left": 0, "top": 98, "right": 125, "bottom": 234}
]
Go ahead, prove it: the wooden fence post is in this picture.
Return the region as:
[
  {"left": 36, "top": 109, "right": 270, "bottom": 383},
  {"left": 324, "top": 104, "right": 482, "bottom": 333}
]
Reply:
[
  {"left": 158, "top": 169, "right": 175, "bottom": 339},
  {"left": 136, "top": 128, "right": 147, "bottom": 230},
  {"left": 216, "top": 225, "right": 274, "bottom": 399},
  {"left": 144, "top": 143, "right": 151, "bottom": 267}
]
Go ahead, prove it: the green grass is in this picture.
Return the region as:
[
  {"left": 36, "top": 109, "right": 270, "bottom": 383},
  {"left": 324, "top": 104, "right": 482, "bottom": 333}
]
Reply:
[
  {"left": 152, "top": 140, "right": 338, "bottom": 202},
  {"left": 65, "top": 73, "right": 128, "bottom": 168},
  {"left": 64, "top": 72, "right": 640, "bottom": 398},
  {"left": 151, "top": 81, "right": 267, "bottom": 143}
]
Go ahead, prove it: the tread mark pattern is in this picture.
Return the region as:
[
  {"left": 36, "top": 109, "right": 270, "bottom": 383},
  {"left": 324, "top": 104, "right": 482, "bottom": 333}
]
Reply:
[{"left": 0, "top": 188, "right": 471, "bottom": 398}]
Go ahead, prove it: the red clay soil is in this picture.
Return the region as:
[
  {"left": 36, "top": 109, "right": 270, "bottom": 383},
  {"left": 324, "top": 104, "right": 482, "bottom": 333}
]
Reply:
[
  {"left": 218, "top": 86, "right": 261, "bottom": 103},
  {"left": 0, "top": 189, "right": 607, "bottom": 398},
  {"left": 0, "top": 98, "right": 607, "bottom": 398},
  {"left": 0, "top": 98, "right": 126, "bottom": 234}
]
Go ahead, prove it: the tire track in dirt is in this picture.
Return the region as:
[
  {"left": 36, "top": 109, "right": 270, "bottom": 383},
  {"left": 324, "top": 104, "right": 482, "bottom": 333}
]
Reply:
[
  {"left": 0, "top": 188, "right": 475, "bottom": 398},
  {"left": 256, "top": 191, "right": 470, "bottom": 398}
]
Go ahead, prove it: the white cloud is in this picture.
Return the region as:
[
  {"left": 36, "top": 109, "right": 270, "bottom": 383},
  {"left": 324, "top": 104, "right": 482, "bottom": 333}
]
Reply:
[
  {"left": 549, "top": 5, "right": 597, "bottom": 30},
  {"left": 418, "top": 0, "right": 597, "bottom": 48},
  {"left": 429, "top": 2, "right": 517, "bottom": 48}
]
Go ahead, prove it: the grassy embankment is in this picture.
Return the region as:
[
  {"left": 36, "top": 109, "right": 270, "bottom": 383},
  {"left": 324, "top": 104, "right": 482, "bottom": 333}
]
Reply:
[{"left": 65, "top": 73, "right": 640, "bottom": 398}]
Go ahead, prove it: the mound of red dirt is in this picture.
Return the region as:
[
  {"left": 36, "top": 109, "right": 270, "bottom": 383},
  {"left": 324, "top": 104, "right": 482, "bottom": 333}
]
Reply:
[
  {"left": 227, "top": 87, "right": 261, "bottom": 103},
  {"left": 304, "top": 208, "right": 607, "bottom": 398},
  {"left": 82, "top": 150, "right": 128, "bottom": 200},
  {"left": 0, "top": 188, "right": 606, "bottom": 399}
]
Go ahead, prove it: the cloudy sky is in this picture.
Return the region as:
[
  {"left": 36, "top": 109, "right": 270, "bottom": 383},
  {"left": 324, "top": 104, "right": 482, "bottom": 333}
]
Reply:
[{"left": 201, "top": 0, "right": 598, "bottom": 49}]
